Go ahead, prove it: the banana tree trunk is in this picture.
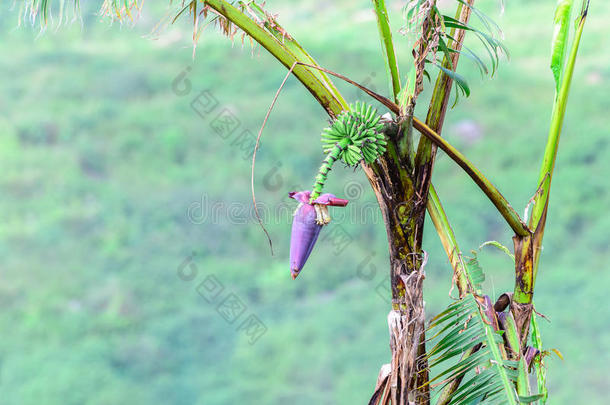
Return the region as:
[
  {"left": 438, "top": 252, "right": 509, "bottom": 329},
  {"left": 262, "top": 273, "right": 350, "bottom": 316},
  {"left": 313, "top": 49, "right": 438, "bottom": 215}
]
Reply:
[{"left": 365, "top": 131, "right": 430, "bottom": 405}]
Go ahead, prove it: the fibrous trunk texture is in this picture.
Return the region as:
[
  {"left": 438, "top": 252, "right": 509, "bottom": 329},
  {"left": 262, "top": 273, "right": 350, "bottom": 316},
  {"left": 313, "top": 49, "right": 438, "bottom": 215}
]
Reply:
[{"left": 364, "top": 139, "right": 430, "bottom": 405}]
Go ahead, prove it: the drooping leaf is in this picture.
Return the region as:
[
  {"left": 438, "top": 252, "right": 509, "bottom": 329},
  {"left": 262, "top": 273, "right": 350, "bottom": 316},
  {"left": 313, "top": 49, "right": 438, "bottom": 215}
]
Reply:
[
  {"left": 18, "top": 0, "right": 83, "bottom": 28},
  {"left": 436, "top": 64, "right": 470, "bottom": 97},
  {"left": 479, "top": 240, "right": 515, "bottom": 262}
]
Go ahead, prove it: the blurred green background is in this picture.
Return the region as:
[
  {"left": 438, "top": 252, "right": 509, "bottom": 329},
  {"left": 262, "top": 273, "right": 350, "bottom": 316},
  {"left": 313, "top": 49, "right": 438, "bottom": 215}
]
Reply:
[{"left": 0, "top": 1, "right": 608, "bottom": 404}]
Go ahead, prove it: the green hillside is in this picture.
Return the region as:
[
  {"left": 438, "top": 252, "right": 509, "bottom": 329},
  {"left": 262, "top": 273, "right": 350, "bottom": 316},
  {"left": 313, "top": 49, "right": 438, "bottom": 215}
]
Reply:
[{"left": 0, "top": 1, "right": 608, "bottom": 403}]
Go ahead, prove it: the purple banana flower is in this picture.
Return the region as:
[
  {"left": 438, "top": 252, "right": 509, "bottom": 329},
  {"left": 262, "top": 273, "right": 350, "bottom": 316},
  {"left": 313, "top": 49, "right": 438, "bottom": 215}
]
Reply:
[{"left": 289, "top": 190, "right": 348, "bottom": 280}]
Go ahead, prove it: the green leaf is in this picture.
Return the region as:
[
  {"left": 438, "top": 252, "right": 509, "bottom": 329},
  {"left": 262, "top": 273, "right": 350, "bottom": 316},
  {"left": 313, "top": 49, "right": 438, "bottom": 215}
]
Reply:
[
  {"left": 442, "top": 12, "right": 508, "bottom": 77},
  {"left": 517, "top": 357, "right": 531, "bottom": 399},
  {"left": 436, "top": 64, "right": 470, "bottom": 97},
  {"left": 427, "top": 294, "right": 519, "bottom": 405},
  {"left": 519, "top": 394, "right": 545, "bottom": 403},
  {"left": 550, "top": 0, "right": 574, "bottom": 92},
  {"left": 464, "top": 255, "right": 484, "bottom": 293}
]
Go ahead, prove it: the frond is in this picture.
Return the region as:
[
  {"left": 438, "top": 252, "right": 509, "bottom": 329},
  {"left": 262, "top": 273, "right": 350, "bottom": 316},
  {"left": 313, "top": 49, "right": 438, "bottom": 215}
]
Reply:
[
  {"left": 426, "top": 293, "right": 520, "bottom": 405},
  {"left": 168, "top": 1, "right": 291, "bottom": 51},
  {"left": 99, "top": 0, "right": 144, "bottom": 22},
  {"left": 17, "top": 0, "right": 143, "bottom": 29}
]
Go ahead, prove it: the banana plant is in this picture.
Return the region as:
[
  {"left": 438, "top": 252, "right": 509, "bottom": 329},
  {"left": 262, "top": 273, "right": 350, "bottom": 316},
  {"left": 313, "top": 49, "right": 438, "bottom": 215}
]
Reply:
[{"left": 23, "top": 0, "right": 591, "bottom": 403}]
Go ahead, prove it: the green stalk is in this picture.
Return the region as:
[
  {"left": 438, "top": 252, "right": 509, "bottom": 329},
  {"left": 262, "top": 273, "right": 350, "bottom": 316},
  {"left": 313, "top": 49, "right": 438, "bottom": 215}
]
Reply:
[
  {"left": 426, "top": 185, "right": 470, "bottom": 296},
  {"left": 204, "top": 0, "right": 348, "bottom": 116},
  {"left": 514, "top": 1, "right": 589, "bottom": 304},
  {"left": 529, "top": 1, "right": 588, "bottom": 230},
  {"left": 416, "top": 0, "right": 474, "bottom": 302},
  {"left": 371, "top": 0, "right": 401, "bottom": 101},
  {"left": 413, "top": 118, "right": 530, "bottom": 237},
  {"left": 482, "top": 321, "right": 519, "bottom": 405},
  {"left": 310, "top": 138, "right": 350, "bottom": 202}
]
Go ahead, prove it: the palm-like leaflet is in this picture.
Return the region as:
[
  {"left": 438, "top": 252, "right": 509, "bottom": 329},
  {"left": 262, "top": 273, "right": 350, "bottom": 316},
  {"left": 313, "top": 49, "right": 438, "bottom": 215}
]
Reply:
[{"left": 426, "top": 293, "right": 521, "bottom": 405}]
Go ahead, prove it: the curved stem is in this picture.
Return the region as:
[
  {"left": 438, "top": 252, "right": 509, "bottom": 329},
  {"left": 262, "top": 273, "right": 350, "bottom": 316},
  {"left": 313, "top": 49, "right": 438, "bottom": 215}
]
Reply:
[{"left": 310, "top": 138, "right": 349, "bottom": 202}]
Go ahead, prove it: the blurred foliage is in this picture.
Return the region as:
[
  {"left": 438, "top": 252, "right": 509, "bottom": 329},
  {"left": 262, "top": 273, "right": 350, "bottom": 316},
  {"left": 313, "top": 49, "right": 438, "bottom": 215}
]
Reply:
[{"left": 0, "top": 1, "right": 608, "bottom": 404}]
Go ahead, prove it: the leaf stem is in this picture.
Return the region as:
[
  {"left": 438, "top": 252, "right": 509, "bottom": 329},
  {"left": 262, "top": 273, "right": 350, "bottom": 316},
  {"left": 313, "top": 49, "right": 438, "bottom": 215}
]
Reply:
[
  {"left": 529, "top": 1, "right": 588, "bottom": 231},
  {"left": 413, "top": 117, "right": 530, "bottom": 237},
  {"left": 426, "top": 185, "right": 470, "bottom": 296},
  {"left": 371, "top": 0, "right": 401, "bottom": 101},
  {"left": 515, "top": 0, "right": 589, "bottom": 305},
  {"left": 310, "top": 138, "right": 350, "bottom": 202}
]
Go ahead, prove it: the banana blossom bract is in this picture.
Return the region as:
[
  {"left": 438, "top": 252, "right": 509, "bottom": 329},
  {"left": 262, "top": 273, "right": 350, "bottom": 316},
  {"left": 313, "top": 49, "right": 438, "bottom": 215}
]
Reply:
[{"left": 289, "top": 191, "right": 348, "bottom": 279}]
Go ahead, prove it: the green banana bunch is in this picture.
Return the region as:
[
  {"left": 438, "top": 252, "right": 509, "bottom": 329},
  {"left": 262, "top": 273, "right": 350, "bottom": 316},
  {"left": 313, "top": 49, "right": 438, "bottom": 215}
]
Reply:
[
  {"left": 320, "top": 102, "right": 387, "bottom": 166},
  {"left": 309, "top": 102, "right": 387, "bottom": 203}
]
